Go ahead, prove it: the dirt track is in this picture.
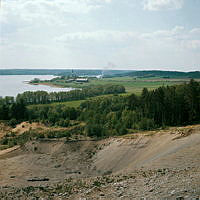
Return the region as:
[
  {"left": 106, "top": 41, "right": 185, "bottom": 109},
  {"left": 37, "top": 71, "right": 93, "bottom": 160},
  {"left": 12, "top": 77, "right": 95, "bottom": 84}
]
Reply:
[{"left": 0, "top": 125, "right": 200, "bottom": 199}]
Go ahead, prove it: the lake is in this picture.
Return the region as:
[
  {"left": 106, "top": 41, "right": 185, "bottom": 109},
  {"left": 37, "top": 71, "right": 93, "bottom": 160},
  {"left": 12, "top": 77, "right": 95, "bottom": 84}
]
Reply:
[{"left": 0, "top": 75, "right": 73, "bottom": 97}]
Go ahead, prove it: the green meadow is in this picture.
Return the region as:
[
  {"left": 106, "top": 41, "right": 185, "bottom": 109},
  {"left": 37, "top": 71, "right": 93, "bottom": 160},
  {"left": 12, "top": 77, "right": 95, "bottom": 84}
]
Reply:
[
  {"left": 43, "top": 76, "right": 193, "bottom": 95},
  {"left": 28, "top": 76, "right": 200, "bottom": 109}
]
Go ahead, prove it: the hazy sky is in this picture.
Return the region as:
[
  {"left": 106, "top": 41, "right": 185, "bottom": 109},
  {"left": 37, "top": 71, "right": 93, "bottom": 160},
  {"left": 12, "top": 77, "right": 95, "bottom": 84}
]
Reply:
[{"left": 0, "top": 0, "right": 200, "bottom": 71}]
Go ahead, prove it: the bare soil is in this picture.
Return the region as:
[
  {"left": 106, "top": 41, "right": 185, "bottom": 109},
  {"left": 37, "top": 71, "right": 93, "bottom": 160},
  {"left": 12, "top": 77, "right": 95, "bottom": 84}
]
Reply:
[
  {"left": 0, "top": 123, "right": 12, "bottom": 139},
  {"left": 0, "top": 124, "right": 200, "bottom": 199}
]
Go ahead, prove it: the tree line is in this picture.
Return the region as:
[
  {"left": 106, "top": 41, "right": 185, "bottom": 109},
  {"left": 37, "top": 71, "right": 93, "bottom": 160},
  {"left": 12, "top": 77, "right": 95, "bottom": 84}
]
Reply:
[
  {"left": 0, "top": 80, "right": 199, "bottom": 138},
  {"left": 79, "top": 79, "right": 200, "bottom": 137},
  {"left": 16, "top": 84, "right": 125, "bottom": 105},
  {"left": 0, "top": 84, "right": 125, "bottom": 124}
]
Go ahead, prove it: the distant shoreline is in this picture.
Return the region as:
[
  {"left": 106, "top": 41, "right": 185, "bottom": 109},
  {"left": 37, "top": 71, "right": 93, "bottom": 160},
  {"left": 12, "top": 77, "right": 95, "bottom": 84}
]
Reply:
[{"left": 28, "top": 81, "right": 65, "bottom": 88}]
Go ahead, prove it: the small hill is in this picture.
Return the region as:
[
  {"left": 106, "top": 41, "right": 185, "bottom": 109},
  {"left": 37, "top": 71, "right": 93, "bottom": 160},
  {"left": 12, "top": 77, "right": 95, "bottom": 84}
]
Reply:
[{"left": 126, "top": 70, "right": 200, "bottom": 79}]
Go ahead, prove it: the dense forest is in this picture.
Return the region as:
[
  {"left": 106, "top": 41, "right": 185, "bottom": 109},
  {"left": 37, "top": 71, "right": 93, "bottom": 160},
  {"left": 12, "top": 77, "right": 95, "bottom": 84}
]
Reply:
[
  {"left": 0, "top": 80, "right": 200, "bottom": 139},
  {"left": 16, "top": 84, "right": 125, "bottom": 105},
  {"left": 0, "top": 84, "right": 125, "bottom": 121},
  {"left": 78, "top": 79, "right": 200, "bottom": 136},
  {"left": 125, "top": 70, "right": 200, "bottom": 79}
]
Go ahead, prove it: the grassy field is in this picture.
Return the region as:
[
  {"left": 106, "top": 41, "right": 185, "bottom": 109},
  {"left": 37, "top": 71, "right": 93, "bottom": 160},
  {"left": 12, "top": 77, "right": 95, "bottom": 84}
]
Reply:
[
  {"left": 27, "top": 94, "right": 117, "bottom": 109},
  {"left": 28, "top": 99, "right": 85, "bottom": 109},
  {"left": 40, "top": 76, "right": 196, "bottom": 95},
  {"left": 28, "top": 76, "right": 199, "bottom": 109}
]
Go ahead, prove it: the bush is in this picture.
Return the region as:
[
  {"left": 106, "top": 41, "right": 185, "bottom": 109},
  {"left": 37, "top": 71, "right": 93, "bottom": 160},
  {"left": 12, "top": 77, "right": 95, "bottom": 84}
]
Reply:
[
  {"left": 7, "top": 118, "right": 18, "bottom": 128},
  {"left": 0, "top": 138, "right": 8, "bottom": 145},
  {"left": 115, "top": 122, "right": 127, "bottom": 135},
  {"left": 85, "top": 123, "right": 104, "bottom": 138},
  {"left": 117, "top": 126, "right": 128, "bottom": 135},
  {"left": 36, "top": 133, "right": 45, "bottom": 139},
  {"left": 56, "top": 119, "right": 70, "bottom": 127},
  {"left": 8, "top": 139, "right": 17, "bottom": 147},
  {"left": 139, "top": 118, "right": 155, "bottom": 131},
  {"left": 46, "top": 130, "right": 71, "bottom": 138}
]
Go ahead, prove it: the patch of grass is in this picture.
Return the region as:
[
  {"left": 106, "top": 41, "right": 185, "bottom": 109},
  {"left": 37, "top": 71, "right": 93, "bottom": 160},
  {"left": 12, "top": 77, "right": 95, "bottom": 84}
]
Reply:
[
  {"left": 28, "top": 99, "right": 85, "bottom": 109},
  {"left": 49, "top": 100, "right": 85, "bottom": 107},
  {"left": 40, "top": 76, "right": 190, "bottom": 95},
  {"left": 0, "top": 122, "right": 86, "bottom": 150},
  {"left": 46, "top": 130, "right": 71, "bottom": 139},
  {"left": 122, "top": 134, "right": 138, "bottom": 139},
  {"left": 27, "top": 77, "right": 193, "bottom": 111},
  {"left": 93, "top": 180, "right": 104, "bottom": 187},
  {"left": 0, "top": 145, "right": 9, "bottom": 150}
]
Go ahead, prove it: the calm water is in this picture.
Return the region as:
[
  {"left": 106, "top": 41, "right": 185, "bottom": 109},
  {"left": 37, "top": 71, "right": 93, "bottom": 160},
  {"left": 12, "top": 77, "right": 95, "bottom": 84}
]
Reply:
[{"left": 0, "top": 75, "right": 73, "bottom": 97}]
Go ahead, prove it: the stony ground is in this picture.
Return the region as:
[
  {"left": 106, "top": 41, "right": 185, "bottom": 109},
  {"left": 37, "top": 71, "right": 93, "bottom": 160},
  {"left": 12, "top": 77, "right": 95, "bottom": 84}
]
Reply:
[
  {"left": 0, "top": 167, "right": 200, "bottom": 199},
  {"left": 0, "top": 124, "right": 200, "bottom": 199}
]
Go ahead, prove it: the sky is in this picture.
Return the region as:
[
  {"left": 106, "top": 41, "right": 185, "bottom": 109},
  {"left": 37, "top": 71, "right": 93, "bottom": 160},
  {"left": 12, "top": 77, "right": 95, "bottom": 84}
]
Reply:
[{"left": 0, "top": 0, "right": 200, "bottom": 71}]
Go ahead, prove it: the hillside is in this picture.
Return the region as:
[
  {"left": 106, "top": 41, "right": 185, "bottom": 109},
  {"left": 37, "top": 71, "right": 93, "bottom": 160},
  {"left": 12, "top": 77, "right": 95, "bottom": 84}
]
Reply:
[
  {"left": 0, "top": 69, "right": 132, "bottom": 76},
  {"left": 125, "top": 70, "right": 200, "bottom": 79},
  {"left": 0, "top": 124, "right": 200, "bottom": 199},
  {"left": 1, "top": 69, "right": 200, "bottom": 79}
]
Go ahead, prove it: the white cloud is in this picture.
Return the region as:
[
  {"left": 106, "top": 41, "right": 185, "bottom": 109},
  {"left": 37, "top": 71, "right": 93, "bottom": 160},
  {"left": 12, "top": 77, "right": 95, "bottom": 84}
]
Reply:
[
  {"left": 141, "top": 26, "right": 185, "bottom": 39},
  {"left": 0, "top": 0, "right": 199, "bottom": 71},
  {"left": 0, "top": 0, "right": 112, "bottom": 25},
  {"left": 0, "top": 0, "right": 113, "bottom": 50},
  {"left": 181, "top": 40, "right": 200, "bottom": 50},
  {"left": 56, "top": 30, "right": 137, "bottom": 43},
  {"left": 143, "top": 0, "right": 184, "bottom": 11},
  {"left": 190, "top": 28, "right": 200, "bottom": 35},
  {"left": 53, "top": 26, "right": 200, "bottom": 69},
  {"left": 53, "top": 26, "right": 200, "bottom": 53},
  {"left": 141, "top": 26, "right": 200, "bottom": 50}
]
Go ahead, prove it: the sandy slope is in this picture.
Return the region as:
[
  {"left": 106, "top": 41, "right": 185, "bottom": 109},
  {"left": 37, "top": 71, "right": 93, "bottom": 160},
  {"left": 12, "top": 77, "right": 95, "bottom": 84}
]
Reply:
[
  {"left": 93, "top": 127, "right": 200, "bottom": 173},
  {"left": 0, "top": 124, "right": 200, "bottom": 199}
]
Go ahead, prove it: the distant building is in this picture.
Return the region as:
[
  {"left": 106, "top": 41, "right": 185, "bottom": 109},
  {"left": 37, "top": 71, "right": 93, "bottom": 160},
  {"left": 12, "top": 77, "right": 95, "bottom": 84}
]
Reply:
[
  {"left": 65, "top": 79, "right": 75, "bottom": 83},
  {"left": 76, "top": 78, "right": 88, "bottom": 83},
  {"left": 71, "top": 69, "right": 76, "bottom": 77},
  {"left": 96, "top": 75, "right": 103, "bottom": 79},
  {"left": 30, "top": 78, "right": 40, "bottom": 83}
]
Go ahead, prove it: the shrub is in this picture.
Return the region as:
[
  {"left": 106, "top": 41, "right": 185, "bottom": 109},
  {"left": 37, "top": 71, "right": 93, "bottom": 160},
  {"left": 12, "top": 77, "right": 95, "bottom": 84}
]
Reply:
[
  {"left": 85, "top": 123, "right": 104, "bottom": 138},
  {"left": 0, "top": 138, "right": 8, "bottom": 145},
  {"left": 46, "top": 130, "right": 71, "bottom": 138},
  {"left": 139, "top": 118, "right": 155, "bottom": 131},
  {"left": 56, "top": 119, "right": 70, "bottom": 127},
  {"left": 7, "top": 118, "right": 18, "bottom": 128}
]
